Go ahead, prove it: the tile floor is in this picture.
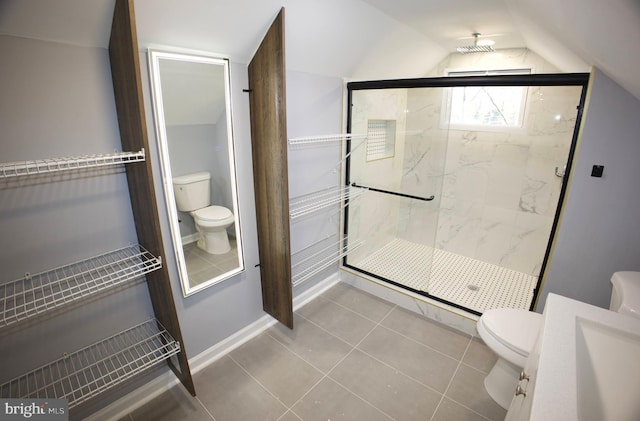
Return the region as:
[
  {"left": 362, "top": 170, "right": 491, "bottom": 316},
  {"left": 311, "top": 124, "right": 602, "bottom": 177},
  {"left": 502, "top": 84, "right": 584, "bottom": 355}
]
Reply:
[
  {"left": 183, "top": 238, "right": 239, "bottom": 286},
  {"left": 121, "top": 283, "right": 505, "bottom": 421}
]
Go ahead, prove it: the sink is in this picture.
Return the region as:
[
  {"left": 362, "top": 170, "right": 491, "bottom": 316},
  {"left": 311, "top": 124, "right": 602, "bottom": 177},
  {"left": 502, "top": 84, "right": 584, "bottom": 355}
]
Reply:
[
  {"left": 575, "top": 317, "right": 640, "bottom": 421},
  {"left": 514, "top": 294, "right": 640, "bottom": 421}
]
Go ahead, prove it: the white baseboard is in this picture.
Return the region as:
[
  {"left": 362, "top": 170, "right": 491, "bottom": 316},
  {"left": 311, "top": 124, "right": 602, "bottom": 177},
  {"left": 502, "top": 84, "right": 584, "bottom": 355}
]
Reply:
[
  {"left": 181, "top": 233, "right": 198, "bottom": 246},
  {"left": 187, "top": 313, "right": 278, "bottom": 375},
  {"left": 85, "top": 272, "right": 340, "bottom": 421},
  {"left": 189, "top": 272, "right": 340, "bottom": 374},
  {"left": 83, "top": 371, "right": 180, "bottom": 421},
  {"left": 293, "top": 272, "right": 340, "bottom": 310}
]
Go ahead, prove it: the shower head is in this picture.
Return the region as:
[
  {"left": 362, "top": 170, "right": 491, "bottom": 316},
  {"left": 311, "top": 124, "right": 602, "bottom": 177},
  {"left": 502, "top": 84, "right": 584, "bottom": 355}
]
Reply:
[{"left": 456, "top": 33, "right": 495, "bottom": 54}]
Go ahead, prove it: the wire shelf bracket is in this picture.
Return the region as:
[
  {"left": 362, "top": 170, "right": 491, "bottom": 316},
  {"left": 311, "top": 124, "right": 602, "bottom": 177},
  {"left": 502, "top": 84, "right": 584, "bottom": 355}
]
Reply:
[
  {"left": 0, "top": 244, "right": 162, "bottom": 330},
  {"left": 292, "top": 236, "right": 364, "bottom": 287},
  {"left": 0, "top": 149, "right": 146, "bottom": 179},
  {"left": 290, "top": 185, "right": 367, "bottom": 221},
  {"left": 0, "top": 319, "right": 180, "bottom": 408}
]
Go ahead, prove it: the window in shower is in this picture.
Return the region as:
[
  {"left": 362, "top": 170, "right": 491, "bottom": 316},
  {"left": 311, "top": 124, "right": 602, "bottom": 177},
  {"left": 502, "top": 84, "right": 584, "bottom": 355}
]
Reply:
[
  {"left": 446, "top": 68, "right": 531, "bottom": 131},
  {"left": 343, "top": 73, "right": 589, "bottom": 316}
]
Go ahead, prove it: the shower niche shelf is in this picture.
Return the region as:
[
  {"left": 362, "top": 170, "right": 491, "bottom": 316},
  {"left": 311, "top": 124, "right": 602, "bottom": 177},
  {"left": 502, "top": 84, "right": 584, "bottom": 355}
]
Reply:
[
  {"left": 0, "top": 318, "right": 180, "bottom": 409},
  {"left": 0, "top": 244, "right": 162, "bottom": 330},
  {"left": 0, "top": 149, "right": 145, "bottom": 179},
  {"left": 289, "top": 185, "right": 366, "bottom": 221},
  {"left": 292, "top": 235, "right": 363, "bottom": 287}
]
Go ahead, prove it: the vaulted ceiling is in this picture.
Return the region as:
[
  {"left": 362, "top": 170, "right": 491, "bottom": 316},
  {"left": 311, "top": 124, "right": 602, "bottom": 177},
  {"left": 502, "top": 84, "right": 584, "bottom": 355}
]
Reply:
[{"left": 1, "top": 0, "right": 639, "bottom": 99}]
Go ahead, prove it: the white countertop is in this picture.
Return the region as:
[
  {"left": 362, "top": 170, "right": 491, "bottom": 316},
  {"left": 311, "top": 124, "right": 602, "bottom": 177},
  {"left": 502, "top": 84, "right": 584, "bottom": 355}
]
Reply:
[{"left": 530, "top": 293, "right": 640, "bottom": 421}]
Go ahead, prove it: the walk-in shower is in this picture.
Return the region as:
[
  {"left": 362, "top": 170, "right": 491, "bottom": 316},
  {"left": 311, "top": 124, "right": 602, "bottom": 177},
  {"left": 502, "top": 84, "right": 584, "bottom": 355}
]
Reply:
[{"left": 342, "top": 73, "right": 589, "bottom": 315}]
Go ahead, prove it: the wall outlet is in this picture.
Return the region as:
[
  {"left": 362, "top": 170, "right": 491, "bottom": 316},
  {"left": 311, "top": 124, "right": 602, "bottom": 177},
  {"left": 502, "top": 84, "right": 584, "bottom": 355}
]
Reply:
[{"left": 591, "top": 165, "right": 604, "bottom": 177}]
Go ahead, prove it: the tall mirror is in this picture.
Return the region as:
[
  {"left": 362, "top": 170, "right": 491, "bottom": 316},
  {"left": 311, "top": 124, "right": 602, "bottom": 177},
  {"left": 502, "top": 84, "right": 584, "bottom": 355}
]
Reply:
[{"left": 148, "top": 50, "right": 244, "bottom": 296}]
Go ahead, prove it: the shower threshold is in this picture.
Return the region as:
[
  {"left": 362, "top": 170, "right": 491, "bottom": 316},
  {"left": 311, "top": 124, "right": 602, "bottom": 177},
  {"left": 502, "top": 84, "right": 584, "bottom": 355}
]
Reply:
[{"left": 349, "top": 238, "right": 536, "bottom": 315}]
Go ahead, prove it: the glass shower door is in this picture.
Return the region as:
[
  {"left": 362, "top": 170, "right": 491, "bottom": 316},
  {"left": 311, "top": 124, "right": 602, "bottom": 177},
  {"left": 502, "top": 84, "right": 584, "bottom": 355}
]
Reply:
[
  {"left": 343, "top": 76, "right": 587, "bottom": 315},
  {"left": 343, "top": 87, "right": 449, "bottom": 295}
]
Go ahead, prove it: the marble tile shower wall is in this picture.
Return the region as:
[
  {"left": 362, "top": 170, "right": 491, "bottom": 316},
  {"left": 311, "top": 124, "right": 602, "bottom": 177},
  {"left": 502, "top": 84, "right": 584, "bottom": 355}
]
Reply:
[
  {"left": 422, "top": 49, "right": 582, "bottom": 275},
  {"left": 349, "top": 49, "right": 582, "bottom": 277},
  {"left": 348, "top": 88, "right": 411, "bottom": 263},
  {"left": 398, "top": 87, "right": 448, "bottom": 246},
  {"left": 432, "top": 85, "right": 579, "bottom": 275}
]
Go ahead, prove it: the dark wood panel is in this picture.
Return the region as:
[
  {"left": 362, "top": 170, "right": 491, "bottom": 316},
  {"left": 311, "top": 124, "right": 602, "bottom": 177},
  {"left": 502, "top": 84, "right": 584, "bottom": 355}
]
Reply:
[
  {"left": 108, "top": 0, "right": 195, "bottom": 395},
  {"left": 248, "top": 8, "right": 294, "bottom": 329}
]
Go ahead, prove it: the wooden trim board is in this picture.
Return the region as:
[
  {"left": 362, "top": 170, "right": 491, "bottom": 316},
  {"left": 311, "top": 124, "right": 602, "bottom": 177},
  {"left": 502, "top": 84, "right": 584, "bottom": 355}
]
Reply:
[
  {"left": 108, "top": 0, "right": 195, "bottom": 395},
  {"left": 247, "top": 8, "right": 294, "bottom": 329}
]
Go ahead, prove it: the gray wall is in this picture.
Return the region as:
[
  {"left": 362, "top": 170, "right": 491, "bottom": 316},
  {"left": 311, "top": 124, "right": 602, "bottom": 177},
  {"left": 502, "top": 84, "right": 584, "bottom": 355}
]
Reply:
[
  {"left": 213, "top": 110, "right": 234, "bottom": 212},
  {"left": 142, "top": 56, "right": 266, "bottom": 358},
  {"left": 141, "top": 59, "right": 346, "bottom": 357},
  {"left": 0, "top": 35, "right": 159, "bottom": 419},
  {"left": 539, "top": 68, "right": 640, "bottom": 310},
  {"left": 0, "top": 32, "right": 344, "bottom": 418},
  {"left": 286, "top": 71, "right": 345, "bottom": 288},
  {"left": 5, "top": 17, "right": 639, "bottom": 419},
  {"left": 164, "top": 122, "right": 233, "bottom": 238}
]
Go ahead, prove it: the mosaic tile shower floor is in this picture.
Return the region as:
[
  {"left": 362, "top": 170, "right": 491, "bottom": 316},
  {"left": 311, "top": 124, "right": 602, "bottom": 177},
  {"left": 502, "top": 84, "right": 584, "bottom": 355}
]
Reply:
[{"left": 356, "top": 238, "right": 536, "bottom": 313}]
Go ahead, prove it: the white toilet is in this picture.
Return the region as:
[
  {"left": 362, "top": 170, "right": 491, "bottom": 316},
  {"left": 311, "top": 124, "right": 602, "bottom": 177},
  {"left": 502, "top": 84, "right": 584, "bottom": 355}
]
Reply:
[
  {"left": 172, "top": 171, "right": 235, "bottom": 255},
  {"left": 609, "top": 271, "right": 640, "bottom": 318},
  {"left": 477, "top": 271, "right": 640, "bottom": 409},
  {"left": 476, "top": 308, "right": 542, "bottom": 409}
]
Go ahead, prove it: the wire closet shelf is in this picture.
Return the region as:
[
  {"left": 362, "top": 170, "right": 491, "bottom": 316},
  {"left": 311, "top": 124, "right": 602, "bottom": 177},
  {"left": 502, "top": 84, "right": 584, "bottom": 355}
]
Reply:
[
  {"left": 289, "top": 185, "right": 367, "bottom": 221},
  {"left": 0, "top": 150, "right": 145, "bottom": 178},
  {"left": 0, "top": 244, "right": 162, "bottom": 330},
  {"left": 287, "top": 133, "right": 368, "bottom": 169},
  {"left": 292, "top": 235, "right": 364, "bottom": 287},
  {"left": 0, "top": 319, "right": 180, "bottom": 408},
  {"left": 287, "top": 133, "right": 366, "bottom": 146}
]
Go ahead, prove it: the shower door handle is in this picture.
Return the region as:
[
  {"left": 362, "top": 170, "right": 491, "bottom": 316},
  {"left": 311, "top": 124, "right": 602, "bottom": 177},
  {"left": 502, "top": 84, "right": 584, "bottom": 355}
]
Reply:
[{"left": 350, "top": 183, "right": 435, "bottom": 201}]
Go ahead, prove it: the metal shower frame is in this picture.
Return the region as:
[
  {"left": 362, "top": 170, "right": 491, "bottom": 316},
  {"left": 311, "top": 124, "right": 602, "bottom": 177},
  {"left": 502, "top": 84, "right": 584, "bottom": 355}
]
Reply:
[{"left": 341, "top": 72, "right": 590, "bottom": 315}]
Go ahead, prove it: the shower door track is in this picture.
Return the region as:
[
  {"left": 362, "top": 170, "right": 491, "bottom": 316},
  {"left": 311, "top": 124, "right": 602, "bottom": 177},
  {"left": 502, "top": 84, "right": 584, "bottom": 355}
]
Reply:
[
  {"left": 343, "top": 263, "right": 484, "bottom": 316},
  {"left": 342, "top": 72, "right": 590, "bottom": 315}
]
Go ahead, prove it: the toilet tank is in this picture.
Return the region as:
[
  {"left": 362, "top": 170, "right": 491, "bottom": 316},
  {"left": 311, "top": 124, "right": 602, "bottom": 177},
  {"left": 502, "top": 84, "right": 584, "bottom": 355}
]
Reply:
[
  {"left": 610, "top": 271, "right": 640, "bottom": 319},
  {"left": 172, "top": 172, "right": 211, "bottom": 212}
]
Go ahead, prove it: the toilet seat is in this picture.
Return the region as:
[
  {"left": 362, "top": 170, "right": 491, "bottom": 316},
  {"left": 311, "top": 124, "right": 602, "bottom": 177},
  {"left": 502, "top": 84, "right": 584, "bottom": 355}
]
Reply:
[
  {"left": 477, "top": 308, "right": 542, "bottom": 367},
  {"left": 192, "top": 206, "right": 234, "bottom": 229},
  {"left": 193, "top": 205, "right": 232, "bottom": 222}
]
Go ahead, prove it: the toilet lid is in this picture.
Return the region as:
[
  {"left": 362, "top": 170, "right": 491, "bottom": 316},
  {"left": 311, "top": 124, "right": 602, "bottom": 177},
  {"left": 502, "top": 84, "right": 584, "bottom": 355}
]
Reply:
[
  {"left": 480, "top": 308, "right": 542, "bottom": 357},
  {"left": 611, "top": 272, "right": 640, "bottom": 317},
  {"left": 193, "top": 205, "right": 232, "bottom": 222}
]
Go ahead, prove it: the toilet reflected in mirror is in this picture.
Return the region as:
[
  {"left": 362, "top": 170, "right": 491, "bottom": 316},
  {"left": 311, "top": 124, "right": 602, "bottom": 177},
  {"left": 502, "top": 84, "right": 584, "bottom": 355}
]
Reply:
[
  {"left": 172, "top": 171, "right": 235, "bottom": 255},
  {"left": 148, "top": 49, "right": 244, "bottom": 296}
]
